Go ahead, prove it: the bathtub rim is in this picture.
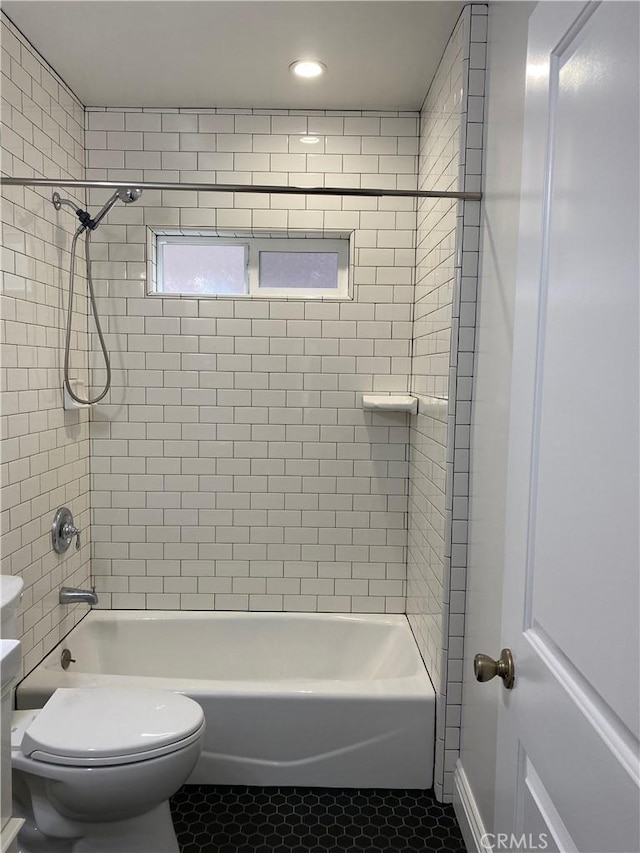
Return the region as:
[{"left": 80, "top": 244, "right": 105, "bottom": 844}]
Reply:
[{"left": 17, "top": 610, "right": 435, "bottom": 704}]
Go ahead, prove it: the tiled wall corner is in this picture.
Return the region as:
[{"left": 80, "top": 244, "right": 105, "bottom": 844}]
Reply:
[
  {"left": 0, "top": 12, "right": 92, "bottom": 676},
  {"left": 83, "top": 108, "right": 418, "bottom": 614},
  {"left": 407, "top": 4, "right": 486, "bottom": 802}
]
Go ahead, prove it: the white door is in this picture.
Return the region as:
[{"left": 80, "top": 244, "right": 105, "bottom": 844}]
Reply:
[{"left": 491, "top": 2, "right": 640, "bottom": 851}]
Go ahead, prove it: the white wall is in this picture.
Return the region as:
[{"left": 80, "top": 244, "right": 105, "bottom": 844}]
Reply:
[
  {"left": 458, "top": 0, "right": 536, "bottom": 831},
  {"left": 407, "top": 4, "right": 487, "bottom": 802},
  {"left": 84, "top": 108, "right": 418, "bottom": 613},
  {"left": 0, "top": 13, "right": 91, "bottom": 676}
]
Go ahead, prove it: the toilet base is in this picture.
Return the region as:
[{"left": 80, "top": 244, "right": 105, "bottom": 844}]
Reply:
[{"left": 16, "top": 802, "right": 180, "bottom": 853}]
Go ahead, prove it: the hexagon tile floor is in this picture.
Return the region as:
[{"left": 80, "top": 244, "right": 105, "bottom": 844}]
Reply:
[{"left": 170, "top": 785, "right": 466, "bottom": 852}]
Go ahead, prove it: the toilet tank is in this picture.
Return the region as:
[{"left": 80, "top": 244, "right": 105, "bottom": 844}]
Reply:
[{"left": 0, "top": 577, "right": 24, "bottom": 641}]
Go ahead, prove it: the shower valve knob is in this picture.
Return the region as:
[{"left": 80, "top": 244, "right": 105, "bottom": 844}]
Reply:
[
  {"left": 52, "top": 508, "right": 81, "bottom": 554},
  {"left": 63, "top": 523, "right": 81, "bottom": 550}
]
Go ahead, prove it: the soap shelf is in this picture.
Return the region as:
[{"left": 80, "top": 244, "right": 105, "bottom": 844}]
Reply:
[
  {"left": 362, "top": 394, "right": 418, "bottom": 414},
  {"left": 63, "top": 383, "right": 92, "bottom": 411}
]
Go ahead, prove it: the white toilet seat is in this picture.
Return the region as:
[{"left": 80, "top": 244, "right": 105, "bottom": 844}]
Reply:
[
  {"left": 17, "top": 687, "right": 205, "bottom": 767},
  {"left": 12, "top": 687, "right": 205, "bottom": 853},
  {"left": 27, "top": 723, "right": 205, "bottom": 767}
]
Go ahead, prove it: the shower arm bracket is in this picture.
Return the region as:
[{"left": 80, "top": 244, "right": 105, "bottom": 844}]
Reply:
[{"left": 52, "top": 192, "right": 96, "bottom": 230}]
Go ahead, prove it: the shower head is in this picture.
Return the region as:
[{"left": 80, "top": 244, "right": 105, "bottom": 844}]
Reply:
[
  {"left": 117, "top": 187, "right": 142, "bottom": 204},
  {"left": 91, "top": 186, "right": 143, "bottom": 228},
  {"left": 52, "top": 186, "right": 143, "bottom": 230}
]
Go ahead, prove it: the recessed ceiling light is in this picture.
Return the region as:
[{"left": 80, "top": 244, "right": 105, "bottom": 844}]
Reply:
[
  {"left": 290, "top": 60, "right": 326, "bottom": 79},
  {"left": 300, "top": 136, "right": 321, "bottom": 145}
]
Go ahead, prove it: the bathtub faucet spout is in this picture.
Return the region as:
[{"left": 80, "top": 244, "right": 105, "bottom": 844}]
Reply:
[{"left": 59, "top": 586, "right": 98, "bottom": 606}]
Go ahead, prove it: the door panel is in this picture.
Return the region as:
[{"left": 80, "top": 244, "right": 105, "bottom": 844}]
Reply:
[
  {"left": 519, "top": 753, "right": 569, "bottom": 853},
  {"left": 495, "top": 3, "right": 640, "bottom": 850},
  {"left": 517, "top": 633, "right": 639, "bottom": 852},
  {"left": 530, "top": 1, "right": 639, "bottom": 735}
]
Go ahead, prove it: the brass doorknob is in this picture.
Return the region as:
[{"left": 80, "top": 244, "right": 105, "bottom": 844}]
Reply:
[{"left": 473, "top": 648, "right": 515, "bottom": 689}]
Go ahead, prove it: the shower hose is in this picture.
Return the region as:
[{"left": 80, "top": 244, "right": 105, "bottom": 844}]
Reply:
[{"left": 63, "top": 226, "right": 111, "bottom": 405}]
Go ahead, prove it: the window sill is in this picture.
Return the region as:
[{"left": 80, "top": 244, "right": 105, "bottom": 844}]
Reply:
[{"left": 145, "top": 291, "right": 354, "bottom": 302}]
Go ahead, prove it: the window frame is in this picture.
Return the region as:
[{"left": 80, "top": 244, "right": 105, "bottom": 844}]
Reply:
[
  {"left": 249, "top": 237, "right": 349, "bottom": 299},
  {"left": 149, "top": 231, "right": 351, "bottom": 300}
]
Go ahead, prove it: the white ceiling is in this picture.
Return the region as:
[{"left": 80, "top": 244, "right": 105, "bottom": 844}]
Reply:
[{"left": 2, "top": 1, "right": 463, "bottom": 111}]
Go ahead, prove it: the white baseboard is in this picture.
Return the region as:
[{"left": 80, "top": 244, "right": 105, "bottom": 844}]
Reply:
[{"left": 453, "top": 761, "right": 491, "bottom": 853}]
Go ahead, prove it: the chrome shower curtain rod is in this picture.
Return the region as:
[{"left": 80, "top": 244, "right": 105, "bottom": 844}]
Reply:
[{"left": 0, "top": 177, "right": 481, "bottom": 201}]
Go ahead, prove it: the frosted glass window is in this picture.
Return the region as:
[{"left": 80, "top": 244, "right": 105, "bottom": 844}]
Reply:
[
  {"left": 151, "top": 233, "right": 350, "bottom": 299},
  {"left": 259, "top": 252, "right": 339, "bottom": 290},
  {"left": 159, "top": 241, "right": 247, "bottom": 295}
]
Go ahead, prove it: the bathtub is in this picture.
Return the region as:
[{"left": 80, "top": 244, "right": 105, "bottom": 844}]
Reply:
[{"left": 16, "top": 611, "right": 435, "bottom": 789}]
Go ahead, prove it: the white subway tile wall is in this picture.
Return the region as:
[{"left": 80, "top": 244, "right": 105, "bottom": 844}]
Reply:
[
  {"left": 83, "top": 107, "right": 419, "bottom": 614},
  {"left": 407, "top": 5, "right": 486, "bottom": 801},
  {"left": 0, "top": 13, "right": 91, "bottom": 676}
]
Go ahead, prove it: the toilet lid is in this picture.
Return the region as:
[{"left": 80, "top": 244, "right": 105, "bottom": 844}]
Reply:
[{"left": 21, "top": 687, "right": 205, "bottom": 767}]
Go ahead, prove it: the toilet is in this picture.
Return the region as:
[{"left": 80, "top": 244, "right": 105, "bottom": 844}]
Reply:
[{"left": 11, "top": 686, "right": 205, "bottom": 853}]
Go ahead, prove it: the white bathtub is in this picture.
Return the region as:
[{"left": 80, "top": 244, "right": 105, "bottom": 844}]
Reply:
[{"left": 16, "top": 611, "right": 435, "bottom": 788}]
